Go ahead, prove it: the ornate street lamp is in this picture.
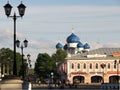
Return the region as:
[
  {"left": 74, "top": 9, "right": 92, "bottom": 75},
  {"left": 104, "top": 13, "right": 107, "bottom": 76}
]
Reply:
[
  {"left": 3, "top": 1, "right": 26, "bottom": 76},
  {"left": 16, "top": 39, "right": 28, "bottom": 80},
  {"left": 27, "top": 54, "right": 32, "bottom": 75},
  {"left": 27, "top": 54, "right": 31, "bottom": 64},
  {"left": 100, "top": 63, "right": 106, "bottom": 83},
  {"left": 17, "top": 2, "right": 26, "bottom": 17},
  {"left": 3, "top": 2, "right": 12, "bottom": 17},
  {"left": 27, "top": 54, "right": 30, "bottom": 59},
  {"left": 51, "top": 72, "right": 54, "bottom": 86},
  {"left": 114, "top": 60, "right": 120, "bottom": 83}
]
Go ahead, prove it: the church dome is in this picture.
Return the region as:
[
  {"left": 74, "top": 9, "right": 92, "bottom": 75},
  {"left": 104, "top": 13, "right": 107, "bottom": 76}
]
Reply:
[
  {"left": 64, "top": 44, "right": 68, "bottom": 50},
  {"left": 84, "top": 43, "right": 90, "bottom": 49},
  {"left": 77, "top": 41, "right": 83, "bottom": 48},
  {"left": 56, "top": 42, "right": 63, "bottom": 49},
  {"left": 66, "top": 33, "right": 80, "bottom": 43}
]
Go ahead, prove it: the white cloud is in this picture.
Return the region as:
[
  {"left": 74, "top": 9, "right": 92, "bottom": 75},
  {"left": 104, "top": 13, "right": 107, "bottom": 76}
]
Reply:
[
  {"left": 0, "top": 29, "right": 26, "bottom": 40},
  {"left": 89, "top": 42, "right": 103, "bottom": 50},
  {"left": 0, "top": 29, "right": 13, "bottom": 37},
  {"left": 25, "top": 5, "right": 120, "bottom": 33},
  {"left": 0, "top": 29, "right": 13, "bottom": 46},
  {"left": 103, "top": 42, "right": 120, "bottom": 48},
  {"left": 28, "top": 39, "right": 56, "bottom": 53}
]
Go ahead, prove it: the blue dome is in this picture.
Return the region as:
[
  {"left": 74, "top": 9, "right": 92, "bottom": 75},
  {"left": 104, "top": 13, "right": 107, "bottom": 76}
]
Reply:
[
  {"left": 56, "top": 42, "right": 63, "bottom": 49},
  {"left": 84, "top": 43, "right": 90, "bottom": 49},
  {"left": 66, "top": 33, "right": 80, "bottom": 43},
  {"left": 77, "top": 41, "right": 83, "bottom": 48},
  {"left": 64, "top": 44, "right": 68, "bottom": 50}
]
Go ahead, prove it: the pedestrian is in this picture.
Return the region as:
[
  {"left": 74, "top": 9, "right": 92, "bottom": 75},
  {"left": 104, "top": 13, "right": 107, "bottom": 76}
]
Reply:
[{"left": 38, "top": 80, "right": 41, "bottom": 85}]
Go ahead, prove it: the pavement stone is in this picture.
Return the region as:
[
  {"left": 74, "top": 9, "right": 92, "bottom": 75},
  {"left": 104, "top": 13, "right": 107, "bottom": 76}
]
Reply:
[{"left": 0, "top": 76, "right": 30, "bottom": 90}]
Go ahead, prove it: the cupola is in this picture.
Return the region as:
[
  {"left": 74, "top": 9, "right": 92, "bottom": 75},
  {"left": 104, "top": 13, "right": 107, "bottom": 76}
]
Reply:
[
  {"left": 66, "top": 33, "right": 80, "bottom": 43},
  {"left": 56, "top": 42, "right": 63, "bottom": 49}
]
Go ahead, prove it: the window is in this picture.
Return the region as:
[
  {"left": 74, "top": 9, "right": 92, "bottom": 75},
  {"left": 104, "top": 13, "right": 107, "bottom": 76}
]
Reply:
[
  {"left": 108, "top": 63, "right": 110, "bottom": 69},
  {"left": 84, "top": 63, "right": 86, "bottom": 69},
  {"left": 1, "top": 64, "right": 3, "bottom": 74},
  {"left": 90, "top": 63, "right": 92, "bottom": 69},
  {"left": 5, "top": 64, "right": 7, "bottom": 73},
  {"left": 96, "top": 63, "right": 98, "bottom": 69},
  {"left": 77, "top": 63, "right": 80, "bottom": 69},
  {"left": 69, "top": 48, "right": 75, "bottom": 54},
  {"left": 114, "top": 60, "right": 117, "bottom": 69},
  {"left": 71, "top": 63, "right": 74, "bottom": 69},
  {"left": 114, "top": 64, "right": 116, "bottom": 69}
]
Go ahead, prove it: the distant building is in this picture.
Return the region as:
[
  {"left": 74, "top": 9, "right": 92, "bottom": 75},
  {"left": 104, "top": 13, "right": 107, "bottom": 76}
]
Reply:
[
  {"left": 56, "top": 33, "right": 120, "bottom": 84},
  {"left": 0, "top": 64, "right": 10, "bottom": 78}
]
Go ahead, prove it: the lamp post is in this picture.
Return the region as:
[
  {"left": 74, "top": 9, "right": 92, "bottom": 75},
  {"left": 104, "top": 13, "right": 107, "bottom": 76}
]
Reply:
[
  {"left": 51, "top": 72, "right": 54, "bottom": 86},
  {"left": 114, "top": 60, "right": 120, "bottom": 83},
  {"left": 100, "top": 63, "right": 106, "bottom": 83},
  {"left": 78, "top": 70, "right": 81, "bottom": 83},
  {"left": 16, "top": 39, "right": 28, "bottom": 80},
  {"left": 3, "top": 1, "right": 26, "bottom": 76},
  {"left": 27, "top": 54, "right": 32, "bottom": 75}
]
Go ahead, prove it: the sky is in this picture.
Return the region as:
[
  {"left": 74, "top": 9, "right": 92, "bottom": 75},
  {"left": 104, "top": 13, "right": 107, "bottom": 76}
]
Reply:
[{"left": 0, "top": 0, "right": 120, "bottom": 67}]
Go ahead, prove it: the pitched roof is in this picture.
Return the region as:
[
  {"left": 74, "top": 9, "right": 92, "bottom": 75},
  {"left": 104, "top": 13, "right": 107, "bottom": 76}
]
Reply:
[{"left": 66, "top": 48, "right": 120, "bottom": 60}]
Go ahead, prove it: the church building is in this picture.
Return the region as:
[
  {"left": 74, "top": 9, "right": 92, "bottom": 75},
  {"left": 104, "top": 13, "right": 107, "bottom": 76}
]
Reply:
[{"left": 56, "top": 33, "right": 120, "bottom": 84}]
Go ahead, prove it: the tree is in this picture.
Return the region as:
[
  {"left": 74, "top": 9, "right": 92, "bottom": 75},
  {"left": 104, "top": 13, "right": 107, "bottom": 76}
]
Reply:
[
  {"left": 0, "top": 48, "right": 22, "bottom": 75},
  {"left": 34, "top": 53, "right": 55, "bottom": 78},
  {"left": 34, "top": 49, "right": 67, "bottom": 79},
  {"left": 0, "top": 48, "right": 13, "bottom": 75},
  {"left": 51, "top": 49, "right": 67, "bottom": 77},
  {"left": 52, "top": 49, "right": 67, "bottom": 63}
]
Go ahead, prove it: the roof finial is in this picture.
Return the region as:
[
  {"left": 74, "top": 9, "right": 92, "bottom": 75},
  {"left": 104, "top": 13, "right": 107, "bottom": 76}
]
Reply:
[
  {"left": 72, "top": 25, "right": 74, "bottom": 33},
  {"left": 21, "top": 1, "right": 23, "bottom": 4},
  {"left": 7, "top": 1, "right": 9, "bottom": 4}
]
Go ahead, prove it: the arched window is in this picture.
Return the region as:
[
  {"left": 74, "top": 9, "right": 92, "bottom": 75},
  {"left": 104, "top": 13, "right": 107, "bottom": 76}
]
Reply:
[
  {"left": 5, "top": 64, "right": 7, "bottom": 73},
  {"left": 69, "top": 48, "right": 75, "bottom": 54},
  {"left": 90, "top": 63, "right": 92, "bottom": 69},
  {"left": 114, "top": 64, "right": 116, "bottom": 69},
  {"left": 108, "top": 63, "right": 110, "bottom": 69},
  {"left": 84, "top": 63, "right": 86, "bottom": 69},
  {"left": 77, "top": 63, "right": 80, "bottom": 69},
  {"left": 96, "top": 63, "right": 98, "bottom": 69},
  {"left": 71, "top": 63, "right": 74, "bottom": 69}
]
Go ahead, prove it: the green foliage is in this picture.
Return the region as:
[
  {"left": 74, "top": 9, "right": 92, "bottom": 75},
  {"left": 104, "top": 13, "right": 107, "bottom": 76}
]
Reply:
[
  {"left": 34, "top": 49, "right": 67, "bottom": 79},
  {"left": 52, "top": 49, "right": 67, "bottom": 63},
  {"left": 0, "top": 48, "right": 22, "bottom": 75},
  {"left": 34, "top": 53, "right": 55, "bottom": 78},
  {"left": 0, "top": 48, "right": 13, "bottom": 63},
  {"left": 51, "top": 49, "right": 67, "bottom": 75}
]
